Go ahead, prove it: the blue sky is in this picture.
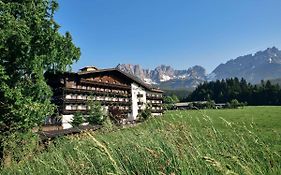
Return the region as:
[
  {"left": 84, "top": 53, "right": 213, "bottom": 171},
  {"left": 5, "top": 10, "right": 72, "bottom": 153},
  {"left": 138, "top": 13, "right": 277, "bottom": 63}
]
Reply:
[{"left": 56, "top": 0, "right": 281, "bottom": 73}]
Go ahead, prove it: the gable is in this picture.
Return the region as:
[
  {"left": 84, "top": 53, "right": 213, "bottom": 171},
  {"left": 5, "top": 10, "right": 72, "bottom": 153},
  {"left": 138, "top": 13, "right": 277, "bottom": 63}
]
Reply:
[{"left": 79, "top": 70, "right": 132, "bottom": 86}]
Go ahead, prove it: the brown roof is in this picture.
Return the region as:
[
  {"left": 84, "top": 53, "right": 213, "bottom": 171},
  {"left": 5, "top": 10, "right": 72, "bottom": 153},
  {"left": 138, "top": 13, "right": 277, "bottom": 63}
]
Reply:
[{"left": 78, "top": 68, "right": 163, "bottom": 93}]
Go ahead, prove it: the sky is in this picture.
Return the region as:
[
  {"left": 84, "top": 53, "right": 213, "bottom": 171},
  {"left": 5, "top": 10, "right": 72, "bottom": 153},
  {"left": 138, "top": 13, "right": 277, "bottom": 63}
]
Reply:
[{"left": 56, "top": 0, "right": 281, "bottom": 73}]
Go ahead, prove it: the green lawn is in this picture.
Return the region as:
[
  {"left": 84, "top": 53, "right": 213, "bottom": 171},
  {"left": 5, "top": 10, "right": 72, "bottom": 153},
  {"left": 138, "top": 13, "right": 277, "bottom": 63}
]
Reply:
[
  {"left": 2, "top": 106, "right": 281, "bottom": 175},
  {"left": 164, "top": 106, "right": 281, "bottom": 152}
]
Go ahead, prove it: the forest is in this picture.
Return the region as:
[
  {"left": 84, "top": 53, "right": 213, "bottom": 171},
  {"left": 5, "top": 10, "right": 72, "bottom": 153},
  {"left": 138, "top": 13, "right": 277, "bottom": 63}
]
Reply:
[{"left": 187, "top": 78, "right": 281, "bottom": 105}]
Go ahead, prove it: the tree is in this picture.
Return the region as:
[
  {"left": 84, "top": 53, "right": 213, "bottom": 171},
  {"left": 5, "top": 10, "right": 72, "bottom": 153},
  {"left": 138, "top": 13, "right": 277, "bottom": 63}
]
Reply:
[
  {"left": 163, "top": 96, "right": 176, "bottom": 110},
  {"left": 71, "top": 112, "right": 84, "bottom": 127},
  {"left": 138, "top": 104, "right": 152, "bottom": 121},
  {"left": 188, "top": 77, "right": 281, "bottom": 106},
  {"left": 230, "top": 99, "right": 240, "bottom": 109},
  {"left": 87, "top": 101, "right": 106, "bottom": 125},
  {"left": 0, "top": 0, "right": 80, "bottom": 163}
]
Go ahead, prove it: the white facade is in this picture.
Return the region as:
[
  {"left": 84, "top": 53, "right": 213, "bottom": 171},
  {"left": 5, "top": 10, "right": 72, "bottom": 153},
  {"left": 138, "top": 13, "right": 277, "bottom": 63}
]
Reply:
[
  {"left": 61, "top": 83, "right": 161, "bottom": 129},
  {"left": 62, "top": 114, "right": 74, "bottom": 129},
  {"left": 130, "top": 83, "right": 146, "bottom": 120},
  {"left": 62, "top": 107, "right": 108, "bottom": 129}
]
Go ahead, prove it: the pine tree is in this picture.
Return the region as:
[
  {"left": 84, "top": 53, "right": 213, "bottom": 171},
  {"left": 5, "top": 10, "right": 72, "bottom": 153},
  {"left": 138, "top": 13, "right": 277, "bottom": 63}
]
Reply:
[
  {"left": 87, "top": 101, "right": 106, "bottom": 125},
  {"left": 71, "top": 112, "right": 84, "bottom": 127}
]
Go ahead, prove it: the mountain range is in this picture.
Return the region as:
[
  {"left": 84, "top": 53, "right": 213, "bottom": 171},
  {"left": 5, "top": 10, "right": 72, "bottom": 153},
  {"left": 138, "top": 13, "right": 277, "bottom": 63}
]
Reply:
[{"left": 116, "top": 47, "right": 281, "bottom": 90}]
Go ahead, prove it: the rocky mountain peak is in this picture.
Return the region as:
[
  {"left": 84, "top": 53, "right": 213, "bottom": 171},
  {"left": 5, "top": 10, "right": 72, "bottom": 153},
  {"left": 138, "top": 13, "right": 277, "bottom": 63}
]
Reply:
[
  {"left": 117, "top": 64, "right": 207, "bottom": 88},
  {"left": 211, "top": 47, "right": 281, "bottom": 83},
  {"left": 117, "top": 47, "right": 281, "bottom": 89}
]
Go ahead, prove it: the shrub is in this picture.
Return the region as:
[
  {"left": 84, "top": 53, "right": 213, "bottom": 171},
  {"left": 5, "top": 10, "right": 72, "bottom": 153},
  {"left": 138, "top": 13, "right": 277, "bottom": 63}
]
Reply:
[
  {"left": 100, "top": 116, "right": 115, "bottom": 133},
  {"left": 71, "top": 112, "right": 84, "bottom": 127},
  {"left": 206, "top": 100, "right": 216, "bottom": 109},
  {"left": 225, "top": 99, "right": 247, "bottom": 109},
  {"left": 1, "top": 132, "right": 39, "bottom": 167},
  {"left": 138, "top": 105, "right": 152, "bottom": 121},
  {"left": 163, "top": 95, "right": 179, "bottom": 110},
  {"left": 87, "top": 101, "right": 106, "bottom": 125},
  {"left": 108, "top": 107, "right": 125, "bottom": 124},
  {"left": 230, "top": 99, "right": 240, "bottom": 108}
]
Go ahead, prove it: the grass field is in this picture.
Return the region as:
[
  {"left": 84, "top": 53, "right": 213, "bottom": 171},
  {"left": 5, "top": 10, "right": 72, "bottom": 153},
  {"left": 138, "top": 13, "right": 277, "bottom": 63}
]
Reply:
[{"left": 1, "top": 106, "right": 281, "bottom": 174}]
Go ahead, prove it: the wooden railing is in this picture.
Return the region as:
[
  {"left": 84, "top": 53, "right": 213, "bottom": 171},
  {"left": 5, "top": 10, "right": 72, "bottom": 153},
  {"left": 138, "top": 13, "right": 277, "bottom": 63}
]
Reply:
[{"left": 63, "top": 87, "right": 131, "bottom": 98}]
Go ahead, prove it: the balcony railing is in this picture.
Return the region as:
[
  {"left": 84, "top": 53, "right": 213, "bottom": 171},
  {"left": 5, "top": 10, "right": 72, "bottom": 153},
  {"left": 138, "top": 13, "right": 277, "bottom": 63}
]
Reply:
[
  {"left": 62, "top": 109, "right": 132, "bottom": 115},
  {"left": 63, "top": 87, "right": 131, "bottom": 98},
  {"left": 146, "top": 95, "right": 163, "bottom": 100},
  {"left": 80, "top": 79, "right": 131, "bottom": 90}
]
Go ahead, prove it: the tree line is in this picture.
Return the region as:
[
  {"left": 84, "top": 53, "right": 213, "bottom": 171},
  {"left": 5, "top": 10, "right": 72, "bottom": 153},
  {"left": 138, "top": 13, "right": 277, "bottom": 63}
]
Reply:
[{"left": 186, "top": 78, "right": 281, "bottom": 105}]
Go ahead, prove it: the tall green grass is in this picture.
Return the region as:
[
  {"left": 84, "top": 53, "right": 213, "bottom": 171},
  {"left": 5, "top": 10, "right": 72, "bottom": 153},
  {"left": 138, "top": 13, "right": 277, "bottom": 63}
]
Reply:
[{"left": 2, "top": 107, "right": 281, "bottom": 174}]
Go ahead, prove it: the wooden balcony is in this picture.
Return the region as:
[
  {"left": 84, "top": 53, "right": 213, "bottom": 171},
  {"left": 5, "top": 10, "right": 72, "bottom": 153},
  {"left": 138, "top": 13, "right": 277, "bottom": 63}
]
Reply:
[
  {"left": 151, "top": 109, "right": 164, "bottom": 113},
  {"left": 150, "top": 103, "right": 162, "bottom": 107},
  {"left": 63, "top": 87, "right": 131, "bottom": 98},
  {"left": 63, "top": 99, "right": 132, "bottom": 106},
  {"left": 146, "top": 95, "right": 163, "bottom": 100},
  {"left": 80, "top": 79, "right": 131, "bottom": 90},
  {"left": 62, "top": 109, "right": 132, "bottom": 115}
]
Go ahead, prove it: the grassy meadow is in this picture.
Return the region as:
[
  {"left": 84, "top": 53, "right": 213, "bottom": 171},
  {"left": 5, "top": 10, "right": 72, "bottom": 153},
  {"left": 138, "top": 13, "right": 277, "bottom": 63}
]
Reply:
[{"left": 1, "top": 106, "right": 281, "bottom": 175}]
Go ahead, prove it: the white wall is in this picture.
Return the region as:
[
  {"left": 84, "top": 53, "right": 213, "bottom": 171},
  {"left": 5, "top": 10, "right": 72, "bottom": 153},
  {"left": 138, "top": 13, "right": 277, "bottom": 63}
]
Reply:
[
  {"left": 130, "top": 83, "right": 146, "bottom": 120},
  {"left": 62, "top": 114, "right": 74, "bottom": 129},
  {"left": 62, "top": 106, "right": 109, "bottom": 129}
]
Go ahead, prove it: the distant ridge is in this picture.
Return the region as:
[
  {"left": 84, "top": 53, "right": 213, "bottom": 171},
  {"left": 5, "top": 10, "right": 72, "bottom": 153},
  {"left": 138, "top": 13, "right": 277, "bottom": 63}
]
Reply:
[
  {"left": 116, "top": 64, "right": 206, "bottom": 89},
  {"left": 117, "top": 47, "right": 281, "bottom": 89},
  {"left": 268, "top": 78, "right": 281, "bottom": 85},
  {"left": 210, "top": 47, "right": 281, "bottom": 84}
]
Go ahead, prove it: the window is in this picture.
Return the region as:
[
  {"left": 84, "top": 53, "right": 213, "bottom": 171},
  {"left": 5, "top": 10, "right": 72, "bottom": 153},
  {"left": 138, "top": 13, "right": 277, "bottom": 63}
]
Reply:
[
  {"left": 65, "top": 94, "right": 72, "bottom": 99},
  {"left": 137, "top": 94, "right": 143, "bottom": 98},
  {"left": 137, "top": 102, "right": 144, "bottom": 106},
  {"left": 65, "top": 105, "right": 71, "bottom": 110},
  {"left": 72, "top": 105, "right": 77, "bottom": 110}
]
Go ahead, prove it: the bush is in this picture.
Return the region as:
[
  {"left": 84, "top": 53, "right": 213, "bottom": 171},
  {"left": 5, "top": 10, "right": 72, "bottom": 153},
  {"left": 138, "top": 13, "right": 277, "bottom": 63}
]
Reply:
[
  {"left": 163, "top": 95, "right": 179, "bottom": 110},
  {"left": 138, "top": 105, "right": 152, "bottom": 121},
  {"left": 230, "top": 99, "right": 240, "bottom": 109},
  {"left": 87, "top": 101, "right": 106, "bottom": 125},
  {"left": 100, "top": 117, "right": 115, "bottom": 133},
  {"left": 1, "top": 132, "right": 39, "bottom": 167},
  {"left": 108, "top": 107, "right": 126, "bottom": 124},
  {"left": 225, "top": 99, "right": 247, "bottom": 109},
  {"left": 71, "top": 112, "right": 84, "bottom": 127},
  {"left": 206, "top": 100, "right": 216, "bottom": 109}
]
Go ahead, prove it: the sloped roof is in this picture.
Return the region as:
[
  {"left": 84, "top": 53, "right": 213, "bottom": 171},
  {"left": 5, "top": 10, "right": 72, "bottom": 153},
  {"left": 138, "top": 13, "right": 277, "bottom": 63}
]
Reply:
[{"left": 78, "top": 68, "right": 163, "bottom": 93}]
